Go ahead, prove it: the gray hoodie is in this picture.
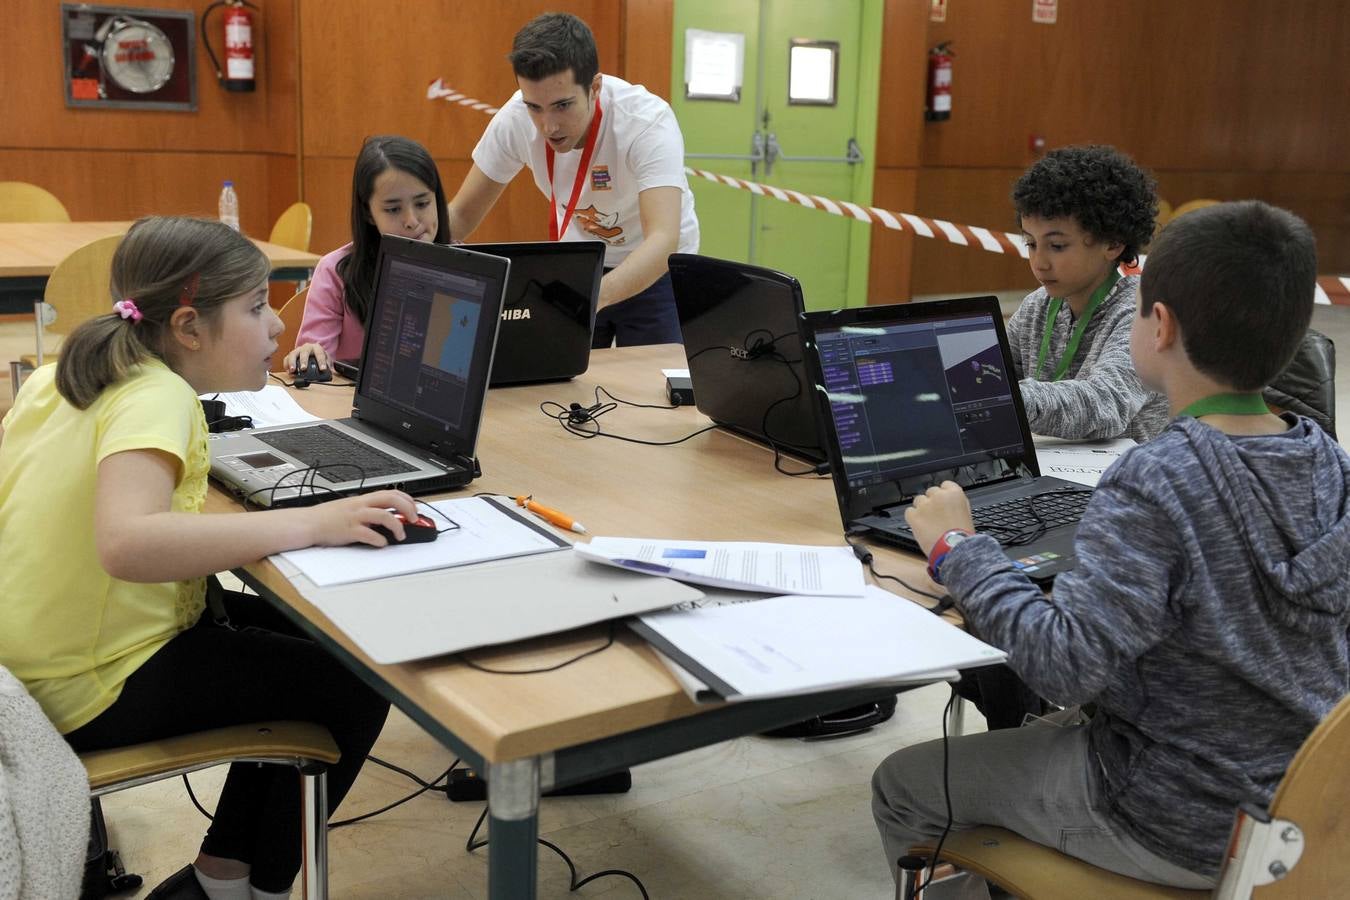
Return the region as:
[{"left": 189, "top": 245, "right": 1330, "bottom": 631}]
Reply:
[{"left": 943, "top": 414, "right": 1350, "bottom": 876}]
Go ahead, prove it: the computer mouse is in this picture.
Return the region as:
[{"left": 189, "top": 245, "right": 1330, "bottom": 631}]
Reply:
[
  {"left": 371, "top": 513, "right": 439, "bottom": 545},
  {"left": 294, "top": 356, "right": 331, "bottom": 388}
]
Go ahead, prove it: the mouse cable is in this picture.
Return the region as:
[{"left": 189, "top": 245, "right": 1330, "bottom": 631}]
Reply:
[
  {"left": 466, "top": 806, "right": 650, "bottom": 899},
  {"left": 843, "top": 534, "right": 951, "bottom": 607},
  {"left": 267, "top": 371, "right": 347, "bottom": 389},
  {"left": 915, "top": 686, "right": 958, "bottom": 894},
  {"left": 182, "top": 757, "right": 460, "bottom": 829},
  {"left": 457, "top": 621, "right": 618, "bottom": 675}
]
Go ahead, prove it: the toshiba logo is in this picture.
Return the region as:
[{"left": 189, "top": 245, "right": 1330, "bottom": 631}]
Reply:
[{"left": 501, "top": 308, "right": 532, "bottom": 321}]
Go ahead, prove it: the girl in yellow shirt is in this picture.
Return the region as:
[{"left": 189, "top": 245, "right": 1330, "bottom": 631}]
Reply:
[{"left": 0, "top": 216, "right": 420, "bottom": 900}]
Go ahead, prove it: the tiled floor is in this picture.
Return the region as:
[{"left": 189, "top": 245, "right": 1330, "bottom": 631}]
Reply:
[{"left": 5, "top": 304, "right": 1349, "bottom": 899}]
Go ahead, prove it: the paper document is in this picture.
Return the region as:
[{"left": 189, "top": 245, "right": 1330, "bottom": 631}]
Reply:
[
  {"left": 575, "top": 537, "right": 865, "bottom": 596},
  {"left": 276, "top": 497, "right": 567, "bottom": 587},
  {"left": 633, "top": 585, "right": 1005, "bottom": 702},
  {"left": 203, "top": 385, "right": 321, "bottom": 428},
  {"left": 1034, "top": 437, "right": 1135, "bottom": 487}
]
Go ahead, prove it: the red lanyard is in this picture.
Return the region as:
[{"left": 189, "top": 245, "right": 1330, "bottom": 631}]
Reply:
[{"left": 545, "top": 96, "right": 603, "bottom": 241}]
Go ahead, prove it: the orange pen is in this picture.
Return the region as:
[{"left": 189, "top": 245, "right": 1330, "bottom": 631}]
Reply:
[{"left": 514, "top": 495, "right": 587, "bottom": 534}]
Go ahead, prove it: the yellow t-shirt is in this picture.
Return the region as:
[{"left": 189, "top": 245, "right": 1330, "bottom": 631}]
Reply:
[{"left": 0, "top": 359, "right": 210, "bottom": 733}]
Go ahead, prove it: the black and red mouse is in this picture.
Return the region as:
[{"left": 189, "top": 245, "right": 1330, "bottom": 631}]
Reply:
[{"left": 371, "top": 513, "right": 439, "bottom": 545}]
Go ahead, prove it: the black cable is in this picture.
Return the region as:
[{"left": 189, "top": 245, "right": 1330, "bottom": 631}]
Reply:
[
  {"left": 917, "top": 687, "right": 958, "bottom": 894},
  {"left": 844, "top": 535, "right": 948, "bottom": 605},
  {"left": 466, "top": 807, "right": 651, "bottom": 899},
  {"left": 267, "top": 371, "right": 347, "bottom": 389},
  {"left": 539, "top": 383, "right": 718, "bottom": 446},
  {"left": 458, "top": 622, "right": 617, "bottom": 674}
]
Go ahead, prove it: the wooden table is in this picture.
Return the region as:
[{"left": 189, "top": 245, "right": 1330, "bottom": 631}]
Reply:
[
  {"left": 216, "top": 344, "right": 945, "bottom": 898},
  {"left": 0, "top": 221, "right": 321, "bottom": 314}
]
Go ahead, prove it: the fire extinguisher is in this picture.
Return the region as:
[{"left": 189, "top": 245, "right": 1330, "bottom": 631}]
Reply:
[
  {"left": 925, "top": 41, "right": 953, "bottom": 121},
  {"left": 202, "top": 0, "right": 259, "bottom": 92}
]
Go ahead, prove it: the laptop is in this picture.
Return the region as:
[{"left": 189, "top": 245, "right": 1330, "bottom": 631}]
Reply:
[
  {"left": 798, "top": 296, "right": 1092, "bottom": 583},
  {"left": 209, "top": 236, "right": 509, "bottom": 508},
  {"left": 467, "top": 240, "right": 605, "bottom": 386},
  {"left": 668, "top": 254, "right": 827, "bottom": 463}
]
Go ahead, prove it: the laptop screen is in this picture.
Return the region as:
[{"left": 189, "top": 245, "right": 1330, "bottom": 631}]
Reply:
[
  {"left": 669, "top": 254, "right": 825, "bottom": 462},
  {"left": 803, "top": 298, "right": 1038, "bottom": 516},
  {"left": 353, "top": 238, "right": 507, "bottom": 455}
]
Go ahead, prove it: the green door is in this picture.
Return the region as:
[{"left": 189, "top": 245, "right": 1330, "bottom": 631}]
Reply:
[{"left": 671, "top": 0, "right": 882, "bottom": 310}]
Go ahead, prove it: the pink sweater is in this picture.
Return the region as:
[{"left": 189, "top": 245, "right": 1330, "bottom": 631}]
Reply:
[{"left": 293, "top": 243, "right": 366, "bottom": 360}]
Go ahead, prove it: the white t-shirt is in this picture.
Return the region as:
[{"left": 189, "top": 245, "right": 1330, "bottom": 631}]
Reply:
[{"left": 472, "top": 74, "right": 699, "bottom": 267}]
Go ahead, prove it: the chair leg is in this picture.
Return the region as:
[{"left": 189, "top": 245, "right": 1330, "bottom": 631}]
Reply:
[
  {"left": 947, "top": 695, "right": 967, "bottom": 737},
  {"left": 300, "top": 764, "right": 329, "bottom": 899}
]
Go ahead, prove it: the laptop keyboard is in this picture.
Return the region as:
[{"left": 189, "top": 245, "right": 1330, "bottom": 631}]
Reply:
[
  {"left": 973, "top": 490, "right": 1092, "bottom": 534},
  {"left": 255, "top": 425, "right": 422, "bottom": 480}
]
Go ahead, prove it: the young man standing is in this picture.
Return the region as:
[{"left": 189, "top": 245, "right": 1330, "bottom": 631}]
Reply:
[{"left": 447, "top": 12, "right": 700, "bottom": 348}]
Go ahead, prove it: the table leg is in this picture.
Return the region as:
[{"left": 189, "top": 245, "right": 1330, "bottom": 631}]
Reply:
[{"left": 487, "top": 757, "right": 540, "bottom": 900}]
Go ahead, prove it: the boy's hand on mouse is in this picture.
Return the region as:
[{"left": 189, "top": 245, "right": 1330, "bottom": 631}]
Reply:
[
  {"left": 904, "top": 481, "right": 975, "bottom": 557},
  {"left": 308, "top": 490, "right": 419, "bottom": 547},
  {"left": 282, "top": 343, "right": 330, "bottom": 375}
]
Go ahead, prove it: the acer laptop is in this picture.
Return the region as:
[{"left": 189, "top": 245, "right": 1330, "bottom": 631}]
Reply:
[
  {"left": 668, "top": 254, "right": 827, "bottom": 463},
  {"left": 798, "top": 296, "right": 1092, "bottom": 583},
  {"left": 209, "top": 236, "right": 508, "bottom": 508},
  {"left": 467, "top": 240, "right": 605, "bottom": 386}
]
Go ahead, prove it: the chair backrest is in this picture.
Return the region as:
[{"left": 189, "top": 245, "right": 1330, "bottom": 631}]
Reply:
[
  {"left": 277, "top": 285, "right": 309, "bottom": 355},
  {"left": 0, "top": 181, "right": 71, "bottom": 222},
  {"left": 268, "top": 201, "right": 313, "bottom": 252},
  {"left": 43, "top": 234, "right": 125, "bottom": 338},
  {"left": 1264, "top": 328, "right": 1336, "bottom": 439},
  {"left": 1169, "top": 198, "right": 1220, "bottom": 220},
  {"left": 1256, "top": 692, "right": 1350, "bottom": 897}
]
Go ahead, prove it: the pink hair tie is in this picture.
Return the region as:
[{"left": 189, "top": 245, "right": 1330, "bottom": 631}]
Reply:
[{"left": 113, "top": 299, "right": 143, "bottom": 322}]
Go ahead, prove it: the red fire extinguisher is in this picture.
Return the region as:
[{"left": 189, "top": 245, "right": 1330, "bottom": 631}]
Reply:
[
  {"left": 202, "top": 0, "right": 258, "bottom": 92},
  {"left": 925, "top": 41, "right": 953, "bottom": 121}
]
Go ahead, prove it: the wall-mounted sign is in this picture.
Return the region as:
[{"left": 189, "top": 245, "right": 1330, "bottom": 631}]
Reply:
[
  {"left": 1033, "top": 0, "right": 1058, "bottom": 25},
  {"left": 62, "top": 4, "right": 197, "bottom": 111},
  {"left": 930, "top": 0, "right": 948, "bottom": 23},
  {"left": 685, "top": 29, "right": 745, "bottom": 102},
  {"left": 788, "top": 40, "right": 839, "bottom": 107}
]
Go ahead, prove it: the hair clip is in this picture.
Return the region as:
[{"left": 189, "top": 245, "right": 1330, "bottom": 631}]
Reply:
[
  {"left": 112, "top": 299, "right": 143, "bottom": 322},
  {"left": 180, "top": 272, "right": 201, "bottom": 307}
]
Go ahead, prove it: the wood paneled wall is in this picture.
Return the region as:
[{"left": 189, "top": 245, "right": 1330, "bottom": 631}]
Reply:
[
  {"left": 896, "top": 0, "right": 1350, "bottom": 297},
  {"left": 1, "top": 0, "right": 299, "bottom": 236}
]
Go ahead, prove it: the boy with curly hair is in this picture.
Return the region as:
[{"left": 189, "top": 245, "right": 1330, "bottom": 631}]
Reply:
[
  {"left": 1009, "top": 145, "right": 1167, "bottom": 441},
  {"left": 872, "top": 201, "right": 1350, "bottom": 894}
]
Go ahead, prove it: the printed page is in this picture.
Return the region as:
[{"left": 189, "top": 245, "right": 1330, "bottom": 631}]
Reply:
[
  {"left": 276, "top": 496, "right": 566, "bottom": 587},
  {"left": 575, "top": 537, "right": 866, "bottom": 596},
  {"left": 203, "top": 385, "right": 321, "bottom": 428},
  {"left": 1033, "top": 437, "right": 1135, "bottom": 486}
]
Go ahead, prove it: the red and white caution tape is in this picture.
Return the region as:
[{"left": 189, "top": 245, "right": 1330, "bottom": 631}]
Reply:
[
  {"left": 422, "top": 89, "right": 1350, "bottom": 306},
  {"left": 426, "top": 79, "right": 500, "bottom": 115},
  {"left": 683, "top": 166, "right": 1031, "bottom": 260}
]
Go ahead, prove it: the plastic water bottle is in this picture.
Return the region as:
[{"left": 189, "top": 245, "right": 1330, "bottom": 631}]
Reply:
[{"left": 218, "top": 180, "right": 240, "bottom": 231}]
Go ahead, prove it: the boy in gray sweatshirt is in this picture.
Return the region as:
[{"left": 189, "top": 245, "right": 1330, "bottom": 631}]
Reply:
[{"left": 873, "top": 201, "right": 1350, "bottom": 892}]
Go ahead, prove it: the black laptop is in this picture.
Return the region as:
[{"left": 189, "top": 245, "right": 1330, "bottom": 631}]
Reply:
[
  {"left": 468, "top": 240, "right": 605, "bottom": 386},
  {"left": 208, "top": 236, "right": 508, "bottom": 507},
  {"left": 669, "top": 254, "right": 827, "bottom": 463},
  {"left": 798, "top": 296, "right": 1092, "bottom": 583}
]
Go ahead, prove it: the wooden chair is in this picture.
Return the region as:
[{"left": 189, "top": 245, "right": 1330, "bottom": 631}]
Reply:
[
  {"left": 0, "top": 181, "right": 71, "bottom": 222},
  {"left": 269, "top": 201, "right": 314, "bottom": 252},
  {"left": 277, "top": 285, "right": 309, "bottom": 357},
  {"left": 81, "top": 720, "right": 340, "bottom": 899},
  {"left": 17, "top": 233, "right": 124, "bottom": 369},
  {"left": 902, "top": 692, "right": 1350, "bottom": 899},
  {"left": 1169, "top": 198, "right": 1221, "bottom": 220}
]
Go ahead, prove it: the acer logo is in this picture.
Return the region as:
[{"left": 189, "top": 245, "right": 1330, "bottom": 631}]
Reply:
[{"left": 501, "top": 308, "right": 531, "bottom": 321}]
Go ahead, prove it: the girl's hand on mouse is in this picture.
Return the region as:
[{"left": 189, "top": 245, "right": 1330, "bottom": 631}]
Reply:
[
  {"left": 282, "top": 342, "right": 330, "bottom": 374},
  {"left": 307, "top": 490, "right": 420, "bottom": 547}
]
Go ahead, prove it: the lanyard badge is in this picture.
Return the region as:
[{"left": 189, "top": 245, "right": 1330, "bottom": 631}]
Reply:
[
  {"left": 545, "top": 96, "right": 604, "bottom": 241},
  {"left": 1034, "top": 269, "right": 1121, "bottom": 382}
]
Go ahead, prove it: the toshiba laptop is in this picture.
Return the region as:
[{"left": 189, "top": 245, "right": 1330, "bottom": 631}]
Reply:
[
  {"left": 669, "top": 254, "right": 827, "bottom": 463},
  {"left": 209, "top": 236, "right": 508, "bottom": 508},
  {"left": 798, "top": 296, "right": 1092, "bottom": 583},
  {"left": 467, "top": 240, "right": 605, "bottom": 386}
]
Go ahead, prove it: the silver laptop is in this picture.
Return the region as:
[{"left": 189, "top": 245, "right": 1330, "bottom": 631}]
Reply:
[{"left": 209, "top": 236, "right": 509, "bottom": 508}]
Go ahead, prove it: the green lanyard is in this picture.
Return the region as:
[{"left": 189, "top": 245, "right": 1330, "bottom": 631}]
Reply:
[
  {"left": 1178, "top": 393, "right": 1270, "bottom": 419},
  {"left": 1035, "top": 269, "right": 1121, "bottom": 382}
]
